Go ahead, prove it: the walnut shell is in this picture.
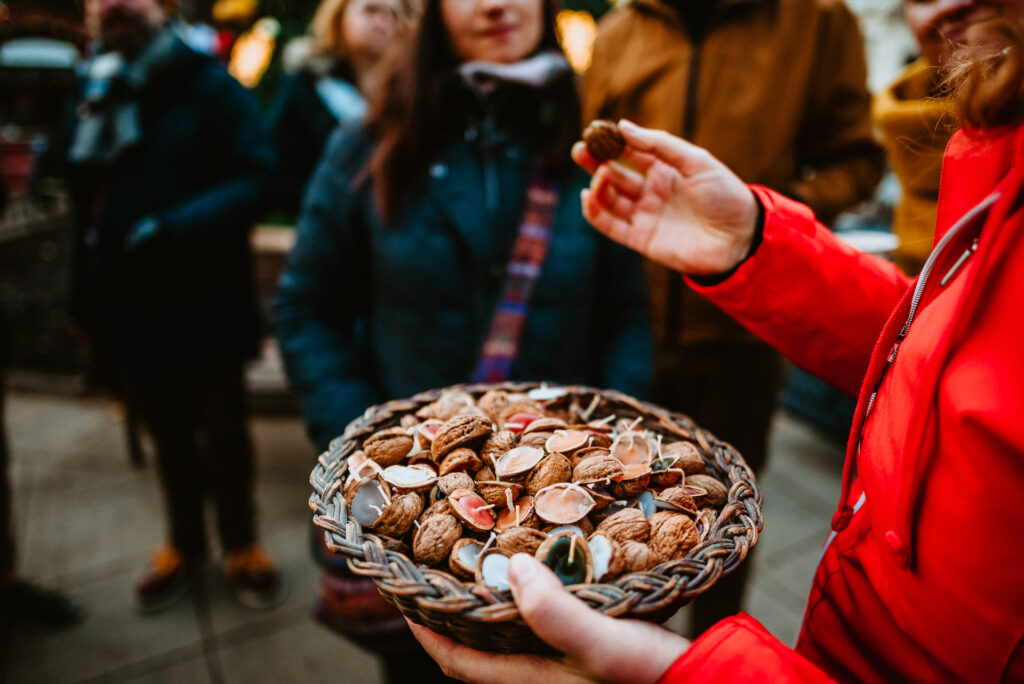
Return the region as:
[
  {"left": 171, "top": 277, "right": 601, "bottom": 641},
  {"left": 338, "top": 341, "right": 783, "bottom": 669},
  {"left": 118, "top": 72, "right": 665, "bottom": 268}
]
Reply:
[
  {"left": 570, "top": 446, "right": 612, "bottom": 469},
  {"left": 412, "top": 513, "right": 462, "bottom": 565},
  {"left": 495, "top": 495, "right": 539, "bottom": 531},
  {"left": 437, "top": 472, "right": 475, "bottom": 497},
  {"left": 580, "top": 483, "right": 617, "bottom": 511},
  {"left": 525, "top": 453, "right": 573, "bottom": 495},
  {"left": 439, "top": 447, "right": 484, "bottom": 476},
  {"left": 573, "top": 455, "right": 625, "bottom": 484},
  {"left": 373, "top": 492, "right": 423, "bottom": 537},
  {"left": 533, "top": 482, "right": 596, "bottom": 525},
  {"left": 583, "top": 120, "right": 626, "bottom": 161},
  {"left": 480, "top": 430, "right": 518, "bottom": 469},
  {"left": 381, "top": 464, "right": 437, "bottom": 493},
  {"left": 497, "top": 402, "right": 545, "bottom": 429},
  {"left": 519, "top": 432, "right": 553, "bottom": 450},
  {"left": 543, "top": 517, "right": 594, "bottom": 538},
  {"left": 495, "top": 445, "right": 545, "bottom": 480},
  {"left": 535, "top": 531, "right": 593, "bottom": 585},
  {"left": 522, "top": 417, "right": 568, "bottom": 434},
  {"left": 607, "top": 465, "right": 652, "bottom": 499},
  {"left": 448, "top": 537, "right": 485, "bottom": 579},
  {"left": 495, "top": 526, "right": 547, "bottom": 555},
  {"left": 447, "top": 488, "right": 496, "bottom": 533},
  {"left": 620, "top": 540, "right": 659, "bottom": 573},
  {"left": 595, "top": 507, "right": 651, "bottom": 544},
  {"left": 475, "top": 548, "right": 514, "bottom": 589},
  {"left": 411, "top": 419, "right": 445, "bottom": 452},
  {"left": 474, "top": 465, "right": 497, "bottom": 482},
  {"left": 419, "top": 498, "right": 455, "bottom": 523},
  {"left": 585, "top": 431, "right": 614, "bottom": 449},
  {"left": 686, "top": 474, "right": 729, "bottom": 508},
  {"left": 544, "top": 430, "right": 590, "bottom": 456},
  {"left": 648, "top": 511, "right": 699, "bottom": 562},
  {"left": 431, "top": 414, "right": 494, "bottom": 462},
  {"left": 375, "top": 534, "right": 411, "bottom": 556},
  {"left": 475, "top": 480, "right": 523, "bottom": 507},
  {"left": 477, "top": 390, "right": 511, "bottom": 423},
  {"left": 587, "top": 531, "right": 624, "bottom": 581},
  {"left": 662, "top": 441, "right": 707, "bottom": 475},
  {"left": 362, "top": 427, "right": 414, "bottom": 467},
  {"left": 416, "top": 390, "right": 476, "bottom": 422},
  {"left": 345, "top": 451, "right": 384, "bottom": 484},
  {"left": 654, "top": 486, "right": 698, "bottom": 517},
  {"left": 650, "top": 457, "right": 684, "bottom": 487}
]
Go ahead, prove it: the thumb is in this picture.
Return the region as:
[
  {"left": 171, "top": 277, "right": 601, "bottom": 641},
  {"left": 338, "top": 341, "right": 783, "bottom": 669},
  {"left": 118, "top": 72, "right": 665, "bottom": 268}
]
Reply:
[
  {"left": 509, "top": 553, "right": 621, "bottom": 658},
  {"left": 617, "top": 119, "right": 710, "bottom": 178}
]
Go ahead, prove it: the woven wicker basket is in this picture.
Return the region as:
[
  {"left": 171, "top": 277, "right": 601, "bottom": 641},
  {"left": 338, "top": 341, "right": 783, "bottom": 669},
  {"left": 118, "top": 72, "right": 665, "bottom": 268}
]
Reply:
[{"left": 309, "top": 382, "right": 763, "bottom": 654}]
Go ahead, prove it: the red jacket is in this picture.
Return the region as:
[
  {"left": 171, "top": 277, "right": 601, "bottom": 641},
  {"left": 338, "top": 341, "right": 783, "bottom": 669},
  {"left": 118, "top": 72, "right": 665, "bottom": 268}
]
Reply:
[{"left": 660, "top": 124, "right": 1024, "bottom": 682}]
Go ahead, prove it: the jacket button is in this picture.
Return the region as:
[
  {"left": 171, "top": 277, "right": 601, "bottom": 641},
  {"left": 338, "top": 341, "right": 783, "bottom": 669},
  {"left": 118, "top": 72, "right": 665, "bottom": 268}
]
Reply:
[{"left": 884, "top": 530, "right": 908, "bottom": 565}]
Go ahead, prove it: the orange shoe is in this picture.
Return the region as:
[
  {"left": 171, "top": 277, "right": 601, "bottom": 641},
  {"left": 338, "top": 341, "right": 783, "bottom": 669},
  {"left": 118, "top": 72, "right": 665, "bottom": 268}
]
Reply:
[
  {"left": 135, "top": 546, "right": 196, "bottom": 614},
  {"left": 224, "top": 544, "right": 285, "bottom": 609}
]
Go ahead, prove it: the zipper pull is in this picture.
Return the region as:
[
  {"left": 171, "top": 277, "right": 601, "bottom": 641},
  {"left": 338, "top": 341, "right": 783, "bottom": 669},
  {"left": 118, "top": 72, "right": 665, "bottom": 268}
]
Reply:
[{"left": 940, "top": 238, "right": 979, "bottom": 287}]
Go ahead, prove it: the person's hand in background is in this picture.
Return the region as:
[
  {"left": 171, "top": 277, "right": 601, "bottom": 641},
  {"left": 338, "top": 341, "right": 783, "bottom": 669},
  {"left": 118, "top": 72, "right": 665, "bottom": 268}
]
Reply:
[
  {"left": 410, "top": 553, "right": 690, "bottom": 683},
  {"left": 573, "top": 120, "right": 759, "bottom": 277}
]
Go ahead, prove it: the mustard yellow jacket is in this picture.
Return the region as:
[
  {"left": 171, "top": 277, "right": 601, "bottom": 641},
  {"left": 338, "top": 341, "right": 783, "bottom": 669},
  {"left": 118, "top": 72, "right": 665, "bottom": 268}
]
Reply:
[{"left": 872, "top": 57, "right": 956, "bottom": 275}]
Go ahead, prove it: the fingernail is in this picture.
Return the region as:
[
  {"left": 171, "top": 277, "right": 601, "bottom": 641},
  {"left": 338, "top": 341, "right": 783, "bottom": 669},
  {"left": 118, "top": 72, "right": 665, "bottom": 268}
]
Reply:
[
  {"left": 618, "top": 119, "right": 638, "bottom": 132},
  {"left": 509, "top": 553, "right": 538, "bottom": 583}
]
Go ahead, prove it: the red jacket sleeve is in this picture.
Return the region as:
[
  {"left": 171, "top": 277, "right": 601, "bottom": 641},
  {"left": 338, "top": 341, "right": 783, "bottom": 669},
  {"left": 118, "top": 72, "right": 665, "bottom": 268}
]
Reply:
[
  {"left": 685, "top": 186, "right": 910, "bottom": 396},
  {"left": 657, "top": 613, "right": 836, "bottom": 683}
]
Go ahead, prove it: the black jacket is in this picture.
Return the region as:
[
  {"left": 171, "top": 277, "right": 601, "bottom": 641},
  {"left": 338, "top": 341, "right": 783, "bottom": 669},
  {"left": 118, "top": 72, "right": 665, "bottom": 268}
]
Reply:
[
  {"left": 61, "top": 40, "right": 275, "bottom": 378},
  {"left": 269, "top": 70, "right": 348, "bottom": 215}
]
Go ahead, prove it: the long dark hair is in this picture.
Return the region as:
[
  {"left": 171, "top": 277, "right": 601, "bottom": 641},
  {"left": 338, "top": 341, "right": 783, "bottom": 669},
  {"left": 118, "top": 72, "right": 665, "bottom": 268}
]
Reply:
[{"left": 364, "top": 0, "right": 580, "bottom": 221}]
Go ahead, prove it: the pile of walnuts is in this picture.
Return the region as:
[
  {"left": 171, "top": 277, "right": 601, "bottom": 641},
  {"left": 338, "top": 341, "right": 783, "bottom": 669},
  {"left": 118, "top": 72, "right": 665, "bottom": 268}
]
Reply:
[{"left": 339, "top": 387, "right": 729, "bottom": 590}]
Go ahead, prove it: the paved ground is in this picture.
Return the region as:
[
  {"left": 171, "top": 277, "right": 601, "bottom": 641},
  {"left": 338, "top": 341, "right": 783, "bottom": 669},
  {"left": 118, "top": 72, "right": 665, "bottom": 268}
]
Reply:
[{"left": 0, "top": 389, "right": 843, "bottom": 683}]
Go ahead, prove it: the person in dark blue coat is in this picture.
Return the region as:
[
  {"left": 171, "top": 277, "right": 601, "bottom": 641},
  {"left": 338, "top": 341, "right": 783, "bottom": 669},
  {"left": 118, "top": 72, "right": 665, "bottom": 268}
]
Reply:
[
  {"left": 273, "top": 3, "right": 653, "bottom": 453},
  {"left": 270, "top": 0, "right": 411, "bottom": 215},
  {"left": 56, "top": 0, "right": 282, "bottom": 613},
  {"left": 273, "top": 0, "right": 651, "bottom": 677}
]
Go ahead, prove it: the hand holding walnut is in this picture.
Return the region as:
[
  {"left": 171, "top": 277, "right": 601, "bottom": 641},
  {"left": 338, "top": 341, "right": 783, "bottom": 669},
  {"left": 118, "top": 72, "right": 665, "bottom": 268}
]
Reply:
[
  {"left": 409, "top": 554, "right": 690, "bottom": 684},
  {"left": 573, "top": 120, "right": 759, "bottom": 277}
]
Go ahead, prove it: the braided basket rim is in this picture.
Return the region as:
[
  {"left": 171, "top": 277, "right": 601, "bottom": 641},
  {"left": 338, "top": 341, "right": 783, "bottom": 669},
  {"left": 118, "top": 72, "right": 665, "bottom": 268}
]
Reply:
[{"left": 308, "top": 382, "right": 764, "bottom": 653}]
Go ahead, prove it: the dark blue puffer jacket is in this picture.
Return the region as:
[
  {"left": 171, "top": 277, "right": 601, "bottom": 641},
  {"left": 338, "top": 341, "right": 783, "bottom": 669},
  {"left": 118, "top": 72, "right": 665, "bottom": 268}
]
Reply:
[{"left": 274, "top": 87, "right": 652, "bottom": 450}]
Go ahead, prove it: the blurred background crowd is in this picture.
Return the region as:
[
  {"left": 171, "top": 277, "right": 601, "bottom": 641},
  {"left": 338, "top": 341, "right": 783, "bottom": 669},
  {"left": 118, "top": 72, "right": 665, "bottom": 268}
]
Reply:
[{"left": 0, "top": 0, "right": 973, "bottom": 679}]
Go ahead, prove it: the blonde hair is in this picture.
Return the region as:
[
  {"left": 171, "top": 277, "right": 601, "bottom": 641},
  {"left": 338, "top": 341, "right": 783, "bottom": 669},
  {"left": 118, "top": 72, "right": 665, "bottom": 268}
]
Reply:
[
  {"left": 946, "top": 16, "right": 1024, "bottom": 129},
  {"left": 309, "top": 0, "right": 416, "bottom": 59},
  {"left": 310, "top": 0, "right": 354, "bottom": 59}
]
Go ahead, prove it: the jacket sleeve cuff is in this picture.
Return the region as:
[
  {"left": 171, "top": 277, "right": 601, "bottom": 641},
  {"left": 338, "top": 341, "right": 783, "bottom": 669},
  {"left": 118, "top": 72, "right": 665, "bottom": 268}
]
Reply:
[
  {"left": 656, "top": 613, "right": 835, "bottom": 683},
  {"left": 684, "top": 185, "right": 819, "bottom": 297},
  {"left": 689, "top": 194, "right": 766, "bottom": 287}
]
